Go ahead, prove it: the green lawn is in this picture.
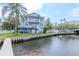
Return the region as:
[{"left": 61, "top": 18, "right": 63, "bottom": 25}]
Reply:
[
  {"left": 0, "top": 32, "right": 53, "bottom": 40},
  {"left": 0, "top": 33, "right": 33, "bottom": 39}
]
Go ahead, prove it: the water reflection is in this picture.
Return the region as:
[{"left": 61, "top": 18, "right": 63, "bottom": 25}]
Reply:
[{"left": 12, "top": 35, "right": 79, "bottom": 56}]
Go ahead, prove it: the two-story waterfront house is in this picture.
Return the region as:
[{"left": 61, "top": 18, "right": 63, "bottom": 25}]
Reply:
[{"left": 18, "top": 12, "right": 45, "bottom": 33}]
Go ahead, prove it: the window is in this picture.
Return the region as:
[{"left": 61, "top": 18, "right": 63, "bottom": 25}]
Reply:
[{"left": 29, "top": 16, "right": 39, "bottom": 19}]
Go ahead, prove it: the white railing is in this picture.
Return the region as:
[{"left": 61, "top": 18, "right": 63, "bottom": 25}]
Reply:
[{"left": 0, "top": 30, "right": 14, "bottom": 34}]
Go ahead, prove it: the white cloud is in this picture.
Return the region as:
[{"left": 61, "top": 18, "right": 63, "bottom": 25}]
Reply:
[
  {"left": 68, "top": 7, "right": 79, "bottom": 17},
  {"left": 22, "top": 0, "right": 67, "bottom": 13},
  {"left": 22, "top": 0, "right": 43, "bottom": 13},
  {"left": 0, "top": 7, "right": 2, "bottom": 17},
  {"left": 67, "top": 7, "right": 79, "bottom": 22},
  {"left": 1, "top": 0, "right": 79, "bottom": 14},
  {"left": 0, "top": 0, "right": 79, "bottom": 3}
]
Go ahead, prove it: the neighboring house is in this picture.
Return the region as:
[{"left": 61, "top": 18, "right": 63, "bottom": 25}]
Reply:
[{"left": 18, "top": 12, "right": 45, "bottom": 33}]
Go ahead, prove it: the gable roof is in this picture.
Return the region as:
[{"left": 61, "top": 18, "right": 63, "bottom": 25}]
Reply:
[{"left": 28, "top": 12, "right": 40, "bottom": 17}]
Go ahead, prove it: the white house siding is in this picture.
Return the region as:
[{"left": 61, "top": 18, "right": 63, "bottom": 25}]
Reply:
[
  {"left": 31, "top": 29, "right": 35, "bottom": 33},
  {"left": 18, "top": 12, "right": 45, "bottom": 33}
]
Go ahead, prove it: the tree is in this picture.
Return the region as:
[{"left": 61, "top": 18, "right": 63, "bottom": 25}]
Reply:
[
  {"left": 2, "top": 17, "right": 15, "bottom": 30},
  {"left": 46, "top": 18, "right": 52, "bottom": 30},
  {"left": 43, "top": 26, "right": 48, "bottom": 33},
  {"left": 43, "top": 17, "right": 52, "bottom": 33},
  {"left": 2, "top": 21, "right": 14, "bottom": 30},
  {"left": 2, "top": 3, "right": 27, "bottom": 33}
]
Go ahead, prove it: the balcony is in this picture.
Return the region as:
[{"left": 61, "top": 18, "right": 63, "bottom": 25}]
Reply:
[{"left": 18, "top": 25, "right": 37, "bottom": 29}]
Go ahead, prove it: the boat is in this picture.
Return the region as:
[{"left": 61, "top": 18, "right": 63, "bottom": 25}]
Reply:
[{"left": 74, "top": 29, "right": 79, "bottom": 35}]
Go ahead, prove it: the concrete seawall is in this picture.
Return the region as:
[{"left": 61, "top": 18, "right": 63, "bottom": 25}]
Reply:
[
  {"left": 11, "top": 32, "right": 75, "bottom": 44},
  {"left": 0, "top": 32, "right": 75, "bottom": 44},
  {"left": 0, "top": 32, "right": 75, "bottom": 56}
]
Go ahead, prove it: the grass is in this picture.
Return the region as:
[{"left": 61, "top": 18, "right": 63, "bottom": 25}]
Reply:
[
  {"left": 0, "top": 32, "right": 53, "bottom": 40},
  {"left": 0, "top": 33, "right": 33, "bottom": 40}
]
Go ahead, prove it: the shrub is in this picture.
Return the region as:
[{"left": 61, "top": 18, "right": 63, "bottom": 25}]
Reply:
[{"left": 43, "top": 26, "right": 48, "bottom": 33}]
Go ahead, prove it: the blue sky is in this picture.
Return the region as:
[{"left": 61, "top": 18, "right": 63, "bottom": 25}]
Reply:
[
  {"left": 0, "top": 3, "right": 79, "bottom": 24},
  {"left": 37, "top": 3, "right": 79, "bottom": 23}
]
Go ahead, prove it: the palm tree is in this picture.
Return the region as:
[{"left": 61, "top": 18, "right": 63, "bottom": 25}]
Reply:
[{"left": 2, "top": 3, "right": 27, "bottom": 33}]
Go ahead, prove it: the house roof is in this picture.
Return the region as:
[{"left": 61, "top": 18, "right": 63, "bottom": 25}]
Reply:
[
  {"left": 28, "top": 12, "right": 40, "bottom": 17},
  {"left": 28, "top": 12, "right": 45, "bottom": 20}
]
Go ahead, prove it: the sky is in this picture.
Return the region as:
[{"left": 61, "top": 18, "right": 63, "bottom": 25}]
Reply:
[
  {"left": 36, "top": 3, "right": 79, "bottom": 23},
  {"left": 0, "top": 1, "right": 79, "bottom": 23}
]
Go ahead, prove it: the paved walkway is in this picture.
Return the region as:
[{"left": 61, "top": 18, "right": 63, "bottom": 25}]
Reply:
[{"left": 0, "top": 38, "right": 13, "bottom": 56}]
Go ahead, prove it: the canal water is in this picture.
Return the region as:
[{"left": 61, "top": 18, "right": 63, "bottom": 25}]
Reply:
[{"left": 12, "top": 35, "right": 79, "bottom": 56}]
